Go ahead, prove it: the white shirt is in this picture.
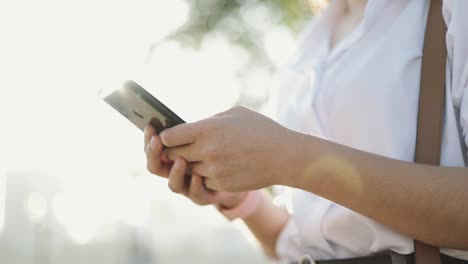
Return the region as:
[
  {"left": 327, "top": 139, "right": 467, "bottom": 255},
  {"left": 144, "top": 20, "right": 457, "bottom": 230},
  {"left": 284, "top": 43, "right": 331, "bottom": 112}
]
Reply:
[{"left": 272, "top": 0, "right": 468, "bottom": 262}]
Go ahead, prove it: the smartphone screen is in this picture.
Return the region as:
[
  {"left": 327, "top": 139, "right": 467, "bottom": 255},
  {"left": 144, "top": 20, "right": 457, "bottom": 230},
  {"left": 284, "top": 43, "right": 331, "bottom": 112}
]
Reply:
[{"left": 103, "top": 80, "right": 185, "bottom": 133}]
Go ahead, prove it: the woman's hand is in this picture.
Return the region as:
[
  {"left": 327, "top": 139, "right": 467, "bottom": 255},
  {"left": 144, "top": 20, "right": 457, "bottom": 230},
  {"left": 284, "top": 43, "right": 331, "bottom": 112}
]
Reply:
[
  {"left": 159, "top": 107, "right": 299, "bottom": 192},
  {"left": 144, "top": 125, "right": 246, "bottom": 208},
  {"left": 144, "top": 125, "right": 172, "bottom": 178},
  {"left": 146, "top": 125, "right": 293, "bottom": 257},
  {"left": 165, "top": 157, "right": 247, "bottom": 208}
]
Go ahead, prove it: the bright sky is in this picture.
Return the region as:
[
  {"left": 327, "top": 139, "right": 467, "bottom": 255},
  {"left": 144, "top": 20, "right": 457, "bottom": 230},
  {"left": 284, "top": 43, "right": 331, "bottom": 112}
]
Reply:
[
  {"left": 0, "top": 0, "right": 295, "bottom": 251},
  {"left": 0, "top": 0, "right": 192, "bottom": 171},
  {"left": 0, "top": 0, "right": 296, "bottom": 170}
]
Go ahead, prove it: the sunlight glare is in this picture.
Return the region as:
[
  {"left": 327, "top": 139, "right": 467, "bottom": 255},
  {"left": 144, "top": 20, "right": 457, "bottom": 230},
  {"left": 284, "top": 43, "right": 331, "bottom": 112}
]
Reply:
[
  {"left": 264, "top": 26, "right": 296, "bottom": 66},
  {"left": 25, "top": 192, "right": 48, "bottom": 223},
  {"left": 52, "top": 192, "right": 97, "bottom": 245},
  {"left": 138, "top": 34, "right": 243, "bottom": 122}
]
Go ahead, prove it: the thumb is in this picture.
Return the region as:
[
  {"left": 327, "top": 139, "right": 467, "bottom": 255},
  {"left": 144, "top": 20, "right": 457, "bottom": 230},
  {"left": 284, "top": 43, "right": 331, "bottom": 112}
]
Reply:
[
  {"left": 204, "top": 177, "right": 219, "bottom": 191},
  {"left": 160, "top": 122, "right": 201, "bottom": 147}
]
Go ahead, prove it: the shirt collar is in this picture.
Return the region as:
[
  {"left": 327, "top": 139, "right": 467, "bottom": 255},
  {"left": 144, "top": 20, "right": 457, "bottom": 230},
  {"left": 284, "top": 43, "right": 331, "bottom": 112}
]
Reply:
[{"left": 289, "top": 0, "right": 395, "bottom": 73}]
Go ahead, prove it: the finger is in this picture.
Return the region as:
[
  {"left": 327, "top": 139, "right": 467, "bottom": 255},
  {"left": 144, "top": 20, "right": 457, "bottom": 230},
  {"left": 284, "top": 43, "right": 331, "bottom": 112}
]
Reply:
[
  {"left": 144, "top": 125, "right": 157, "bottom": 152},
  {"left": 168, "top": 158, "right": 188, "bottom": 194},
  {"left": 191, "top": 162, "right": 211, "bottom": 177},
  {"left": 188, "top": 174, "right": 213, "bottom": 204},
  {"left": 146, "top": 135, "right": 170, "bottom": 177},
  {"left": 209, "top": 191, "right": 223, "bottom": 205},
  {"left": 160, "top": 122, "right": 201, "bottom": 147},
  {"left": 190, "top": 174, "right": 217, "bottom": 205},
  {"left": 204, "top": 177, "right": 219, "bottom": 191},
  {"left": 165, "top": 145, "right": 202, "bottom": 163}
]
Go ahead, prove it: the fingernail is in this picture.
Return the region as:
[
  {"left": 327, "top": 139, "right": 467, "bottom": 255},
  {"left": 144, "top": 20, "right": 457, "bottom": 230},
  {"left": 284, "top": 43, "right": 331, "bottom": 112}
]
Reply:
[
  {"left": 144, "top": 126, "right": 149, "bottom": 136},
  {"left": 159, "top": 131, "right": 167, "bottom": 144},
  {"left": 150, "top": 137, "right": 158, "bottom": 150},
  {"left": 174, "top": 159, "right": 182, "bottom": 171}
]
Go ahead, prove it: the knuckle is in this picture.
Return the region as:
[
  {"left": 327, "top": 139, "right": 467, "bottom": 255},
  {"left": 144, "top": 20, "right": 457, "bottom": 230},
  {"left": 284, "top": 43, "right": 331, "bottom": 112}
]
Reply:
[
  {"left": 230, "top": 106, "right": 247, "bottom": 114},
  {"left": 146, "top": 144, "right": 160, "bottom": 159},
  {"left": 154, "top": 140, "right": 163, "bottom": 152},
  {"left": 200, "top": 120, "right": 218, "bottom": 135},
  {"left": 203, "top": 145, "right": 219, "bottom": 160},
  {"left": 232, "top": 106, "right": 244, "bottom": 111}
]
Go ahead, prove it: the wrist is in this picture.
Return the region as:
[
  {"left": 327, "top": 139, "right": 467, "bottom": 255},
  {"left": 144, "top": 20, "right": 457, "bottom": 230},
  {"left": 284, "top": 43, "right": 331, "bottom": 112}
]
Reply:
[
  {"left": 217, "top": 190, "right": 261, "bottom": 221},
  {"left": 275, "top": 130, "right": 318, "bottom": 188},
  {"left": 218, "top": 192, "right": 247, "bottom": 209}
]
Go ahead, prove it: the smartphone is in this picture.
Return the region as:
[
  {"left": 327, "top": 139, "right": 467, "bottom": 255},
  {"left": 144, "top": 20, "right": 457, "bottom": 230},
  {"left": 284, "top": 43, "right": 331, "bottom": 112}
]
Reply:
[{"left": 103, "top": 80, "right": 185, "bottom": 133}]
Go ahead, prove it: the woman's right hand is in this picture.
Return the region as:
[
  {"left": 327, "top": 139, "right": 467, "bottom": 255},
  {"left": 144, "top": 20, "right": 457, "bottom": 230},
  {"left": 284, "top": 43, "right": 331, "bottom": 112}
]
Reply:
[{"left": 144, "top": 125, "right": 247, "bottom": 208}]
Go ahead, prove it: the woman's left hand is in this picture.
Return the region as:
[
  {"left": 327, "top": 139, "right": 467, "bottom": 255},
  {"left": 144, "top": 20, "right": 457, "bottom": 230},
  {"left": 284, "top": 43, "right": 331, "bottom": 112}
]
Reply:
[{"left": 160, "top": 106, "right": 300, "bottom": 192}]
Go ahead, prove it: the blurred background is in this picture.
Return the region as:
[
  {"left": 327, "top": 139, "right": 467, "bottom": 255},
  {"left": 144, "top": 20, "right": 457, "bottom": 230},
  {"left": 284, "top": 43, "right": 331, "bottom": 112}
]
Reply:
[{"left": 0, "top": 0, "right": 323, "bottom": 263}]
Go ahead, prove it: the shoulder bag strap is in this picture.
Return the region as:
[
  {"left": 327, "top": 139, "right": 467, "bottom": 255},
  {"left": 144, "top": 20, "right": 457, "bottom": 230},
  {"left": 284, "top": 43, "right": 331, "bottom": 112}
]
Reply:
[{"left": 414, "top": 0, "right": 447, "bottom": 263}]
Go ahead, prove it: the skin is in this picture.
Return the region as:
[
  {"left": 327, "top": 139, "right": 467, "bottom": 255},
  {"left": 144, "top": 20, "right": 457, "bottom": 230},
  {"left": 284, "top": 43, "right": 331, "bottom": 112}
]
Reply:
[
  {"left": 145, "top": 0, "right": 468, "bottom": 259},
  {"left": 331, "top": 0, "right": 366, "bottom": 49},
  {"left": 159, "top": 107, "right": 468, "bottom": 249},
  {"left": 144, "top": 125, "right": 245, "bottom": 208},
  {"left": 144, "top": 124, "right": 289, "bottom": 258}
]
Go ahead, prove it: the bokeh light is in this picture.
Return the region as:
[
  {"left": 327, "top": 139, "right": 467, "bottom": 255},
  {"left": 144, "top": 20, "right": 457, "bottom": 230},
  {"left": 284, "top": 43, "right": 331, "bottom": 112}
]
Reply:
[
  {"left": 0, "top": 0, "right": 312, "bottom": 263},
  {"left": 25, "top": 192, "right": 48, "bottom": 223}
]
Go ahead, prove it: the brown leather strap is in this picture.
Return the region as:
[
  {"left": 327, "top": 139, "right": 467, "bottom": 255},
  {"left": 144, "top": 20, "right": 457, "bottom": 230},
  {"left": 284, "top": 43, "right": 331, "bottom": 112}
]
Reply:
[{"left": 414, "top": 0, "right": 447, "bottom": 264}]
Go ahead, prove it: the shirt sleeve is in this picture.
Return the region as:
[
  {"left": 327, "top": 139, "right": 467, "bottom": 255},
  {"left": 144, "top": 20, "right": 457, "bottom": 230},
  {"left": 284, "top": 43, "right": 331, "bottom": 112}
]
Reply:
[
  {"left": 444, "top": 0, "right": 468, "bottom": 161},
  {"left": 275, "top": 217, "right": 309, "bottom": 263}
]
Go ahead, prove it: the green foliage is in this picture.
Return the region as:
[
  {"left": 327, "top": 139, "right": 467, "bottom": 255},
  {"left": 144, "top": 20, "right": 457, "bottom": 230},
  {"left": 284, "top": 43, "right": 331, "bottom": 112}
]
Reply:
[
  {"left": 167, "top": 0, "right": 311, "bottom": 64},
  {"left": 150, "top": 0, "right": 313, "bottom": 109}
]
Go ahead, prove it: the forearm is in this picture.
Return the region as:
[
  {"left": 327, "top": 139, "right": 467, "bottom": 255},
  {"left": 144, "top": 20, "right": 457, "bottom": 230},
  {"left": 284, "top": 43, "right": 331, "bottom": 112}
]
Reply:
[
  {"left": 242, "top": 190, "right": 290, "bottom": 259},
  {"left": 284, "top": 132, "right": 468, "bottom": 249}
]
